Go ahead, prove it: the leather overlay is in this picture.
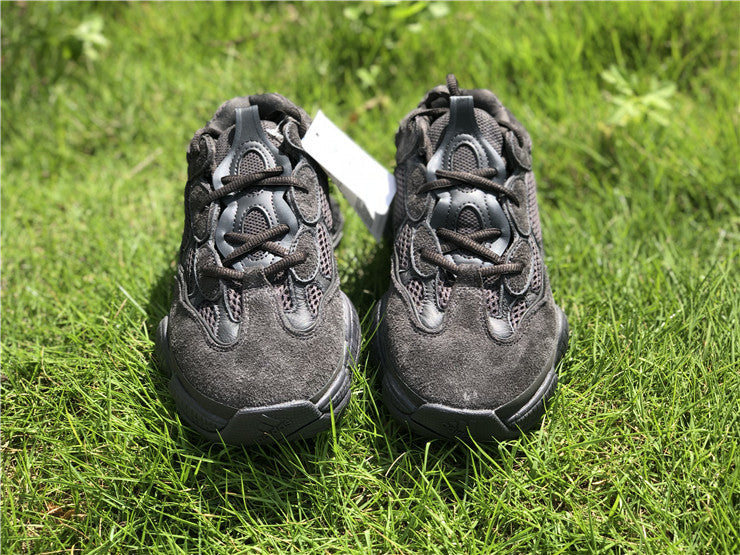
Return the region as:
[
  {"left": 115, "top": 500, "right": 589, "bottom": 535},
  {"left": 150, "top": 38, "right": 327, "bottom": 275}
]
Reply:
[
  {"left": 290, "top": 228, "right": 320, "bottom": 283},
  {"left": 504, "top": 237, "right": 533, "bottom": 296},
  {"left": 427, "top": 96, "right": 512, "bottom": 261},
  {"left": 505, "top": 174, "right": 531, "bottom": 237},
  {"left": 194, "top": 244, "right": 221, "bottom": 301},
  {"left": 404, "top": 162, "right": 430, "bottom": 222},
  {"left": 212, "top": 106, "right": 298, "bottom": 272},
  {"left": 289, "top": 160, "right": 322, "bottom": 224},
  {"left": 188, "top": 181, "right": 213, "bottom": 242},
  {"left": 410, "top": 223, "right": 439, "bottom": 278}
]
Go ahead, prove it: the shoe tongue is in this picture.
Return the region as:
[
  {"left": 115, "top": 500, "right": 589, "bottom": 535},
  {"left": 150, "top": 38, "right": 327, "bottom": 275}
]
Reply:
[
  {"left": 427, "top": 103, "right": 505, "bottom": 172},
  {"left": 426, "top": 95, "right": 512, "bottom": 257},
  {"left": 213, "top": 119, "right": 285, "bottom": 172},
  {"left": 212, "top": 106, "right": 294, "bottom": 192},
  {"left": 456, "top": 205, "right": 482, "bottom": 234},
  {"left": 212, "top": 106, "right": 300, "bottom": 273}
]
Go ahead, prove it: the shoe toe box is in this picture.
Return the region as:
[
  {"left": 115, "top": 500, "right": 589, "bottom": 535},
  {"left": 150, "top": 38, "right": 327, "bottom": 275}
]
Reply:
[
  {"left": 167, "top": 286, "right": 348, "bottom": 412},
  {"left": 379, "top": 282, "right": 564, "bottom": 411}
]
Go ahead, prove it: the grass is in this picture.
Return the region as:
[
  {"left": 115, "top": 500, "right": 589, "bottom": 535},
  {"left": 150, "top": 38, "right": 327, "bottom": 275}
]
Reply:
[{"left": 1, "top": 1, "right": 738, "bottom": 552}]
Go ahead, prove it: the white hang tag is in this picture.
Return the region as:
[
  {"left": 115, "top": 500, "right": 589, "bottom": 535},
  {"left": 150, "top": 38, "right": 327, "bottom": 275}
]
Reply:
[{"left": 302, "top": 111, "right": 396, "bottom": 241}]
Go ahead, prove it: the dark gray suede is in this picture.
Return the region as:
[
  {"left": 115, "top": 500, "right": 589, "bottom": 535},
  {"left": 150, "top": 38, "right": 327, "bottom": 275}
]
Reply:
[
  {"left": 170, "top": 274, "right": 345, "bottom": 409},
  {"left": 378, "top": 274, "right": 560, "bottom": 410}
]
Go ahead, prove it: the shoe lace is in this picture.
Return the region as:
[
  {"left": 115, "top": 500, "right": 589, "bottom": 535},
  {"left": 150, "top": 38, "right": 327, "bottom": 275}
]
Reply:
[
  {"left": 417, "top": 167, "right": 524, "bottom": 278},
  {"left": 200, "top": 166, "right": 309, "bottom": 281}
]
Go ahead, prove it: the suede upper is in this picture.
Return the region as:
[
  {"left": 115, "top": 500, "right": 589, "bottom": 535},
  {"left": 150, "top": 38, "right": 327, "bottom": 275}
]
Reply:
[
  {"left": 380, "top": 272, "right": 562, "bottom": 410},
  {"left": 170, "top": 270, "right": 346, "bottom": 410}
]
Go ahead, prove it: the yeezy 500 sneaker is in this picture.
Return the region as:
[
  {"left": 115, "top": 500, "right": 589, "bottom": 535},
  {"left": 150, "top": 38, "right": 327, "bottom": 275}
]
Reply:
[
  {"left": 375, "top": 76, "right": 569, "bottom": 441},
  {"left": 156, "top": 94, "right": 360, "bottom": 445}
]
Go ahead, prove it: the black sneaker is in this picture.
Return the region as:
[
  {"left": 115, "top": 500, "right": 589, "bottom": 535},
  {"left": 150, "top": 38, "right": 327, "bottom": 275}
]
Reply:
[
  {"left": 374, "top": 75, "right": 569, "bottom": 441},
  {"left": 156, "top": 94, "right": 360, "bottom": 445}
]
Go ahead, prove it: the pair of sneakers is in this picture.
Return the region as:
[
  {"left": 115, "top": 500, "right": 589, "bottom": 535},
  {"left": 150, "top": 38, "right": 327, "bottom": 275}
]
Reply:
[{"left": 155, "top": 75, "right": 569, "bottom": 445}]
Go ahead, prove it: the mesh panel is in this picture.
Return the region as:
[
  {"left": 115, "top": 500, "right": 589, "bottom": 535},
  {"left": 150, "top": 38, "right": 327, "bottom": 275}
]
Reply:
[
  {"left": 406, "top": 279, "right": 424, "bottom": 309},
  {"left": 277, "top": 282, "right": 293, "bottom": 311},
  {"left": 427, "top": 114, "right": 447, "bottom": 152},
  {"left": 213, "top": 121, "right": 281, "bottom": 171},
  {"left": 226, "top": 287, "right": 242, "bottom": 321},
  {"left": 184, "top": 246, "right": 197, "bottom": 293},
  {"left": 510, "top": 298, "right": 527, "bottom": 328},
  {"left": 437, "top": 278, "right": 452, "bottom": 310},
  {"left": 475, "top": 110, "right": 504, "bottom": 154},
  {"left": 393, "top": 164, "right": 407, "bottom": 229},
  {"left": 427, "top": 109, "right": 504, "bottom": 155},
  {"left": 397, "top": 224, "right": 412, "bottom": 270},
  {"left": 486, "top": 288, "right": 500, "bottom": 317},
  {"left": 451, "top": 144, "right": 479, "bottom": 172},
  {"left": 199, "top": 303, "right": 218, "bottom": 333},
  {"left": 242, "top": 209, "right": 269, "bottom": 259},
  {"left": 238, "top": 151, "right": 266, "bottom": 175},
  {"left": 317, "top": 224, "right": 333, "bottom": 278},
  {"left": 408, "top": 164, "right": 426, "bottom": 195},
  {"left": 305, "top": 284, "right": 323, "bottom": 316},
  {"left": 213, "top": 118, "right": 284, "bottom": 168},
  {"left": 242, "top": 208, "right": 269, "bottom": 235},
  {"left": 457, "top": 206, "right": 481, "bottom": 234}
]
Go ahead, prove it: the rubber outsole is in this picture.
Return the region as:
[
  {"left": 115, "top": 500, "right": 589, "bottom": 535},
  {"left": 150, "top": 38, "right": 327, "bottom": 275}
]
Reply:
[
  {"left": 374, "top": 300, "right": 569, "bottom": 442},
  {"left": 156, "top": 292, "right": 361, "bottom": 445}
]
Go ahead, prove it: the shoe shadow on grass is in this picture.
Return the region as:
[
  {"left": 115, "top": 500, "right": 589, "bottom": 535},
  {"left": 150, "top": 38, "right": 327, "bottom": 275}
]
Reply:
[{"left": 338, "top": 234, "right": 392, "bottom": 322}]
